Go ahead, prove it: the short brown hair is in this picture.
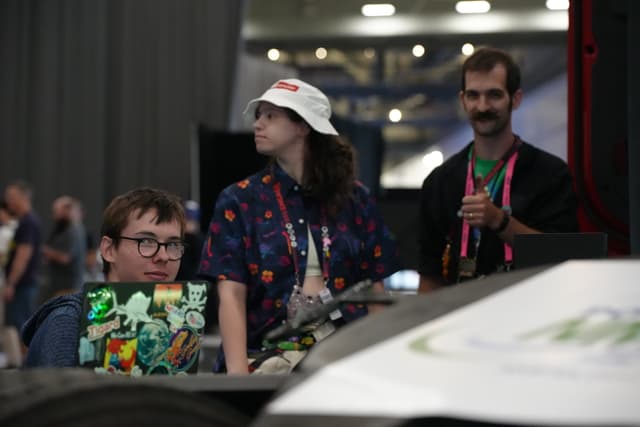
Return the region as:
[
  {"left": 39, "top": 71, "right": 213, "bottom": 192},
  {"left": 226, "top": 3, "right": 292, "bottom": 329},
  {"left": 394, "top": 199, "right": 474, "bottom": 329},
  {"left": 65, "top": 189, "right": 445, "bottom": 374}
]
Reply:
[
  {"left": 461, "top": 47, "right": 521, "bottom": 97},
  {"left": 100, "top": 187, "right": 186, "bottom": 274}
]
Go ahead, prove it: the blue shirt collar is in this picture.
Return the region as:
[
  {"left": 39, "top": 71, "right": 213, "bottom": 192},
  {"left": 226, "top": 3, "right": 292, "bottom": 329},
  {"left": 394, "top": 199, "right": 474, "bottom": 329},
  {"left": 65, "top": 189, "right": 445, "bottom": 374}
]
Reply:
[{"left": 269, "top": 161, "right": 300, "bottom": 195}]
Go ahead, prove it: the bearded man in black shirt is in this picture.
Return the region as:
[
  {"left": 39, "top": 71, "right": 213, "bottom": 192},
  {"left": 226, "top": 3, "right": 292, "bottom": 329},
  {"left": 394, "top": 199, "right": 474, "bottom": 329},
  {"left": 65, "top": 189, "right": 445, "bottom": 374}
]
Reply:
[{"left": 418, "top": 47, "right": 578, "bottom": 292}]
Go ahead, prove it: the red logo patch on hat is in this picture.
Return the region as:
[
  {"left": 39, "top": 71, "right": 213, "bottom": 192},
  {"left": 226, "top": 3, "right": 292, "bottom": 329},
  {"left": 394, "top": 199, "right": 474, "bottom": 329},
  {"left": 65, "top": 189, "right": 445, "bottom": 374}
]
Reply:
[{"left": 273, "top": 81, "right": 299, "bottom": 92}]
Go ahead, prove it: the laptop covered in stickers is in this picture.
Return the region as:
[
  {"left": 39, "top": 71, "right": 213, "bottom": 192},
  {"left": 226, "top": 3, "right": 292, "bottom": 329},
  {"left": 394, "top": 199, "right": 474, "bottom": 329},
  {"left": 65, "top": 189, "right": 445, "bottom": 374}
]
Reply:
[{"left": 77, "top": 280, "right": 210, "bottom": 376}]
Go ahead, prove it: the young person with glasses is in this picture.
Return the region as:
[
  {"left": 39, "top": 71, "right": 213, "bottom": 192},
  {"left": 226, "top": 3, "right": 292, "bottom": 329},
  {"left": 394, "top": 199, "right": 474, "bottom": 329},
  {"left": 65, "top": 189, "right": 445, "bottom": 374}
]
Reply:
[{"left": 21, "top": 187, "right": 187, "bottom": 367}]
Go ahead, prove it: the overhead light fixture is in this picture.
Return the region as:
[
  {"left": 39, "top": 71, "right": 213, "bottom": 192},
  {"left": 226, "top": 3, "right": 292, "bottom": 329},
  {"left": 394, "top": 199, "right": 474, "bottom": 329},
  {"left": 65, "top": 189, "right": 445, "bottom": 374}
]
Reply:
[
  {"left": 315, "top": 47, "right": 328, "bottom": 60},
  {"left": 412, "top": 44, "right": 425, "bottom": 57},
  {"left": 363, "top": 48, "right": 376, "bottom": 59},
  {"left": 361, "top": 3, "right": 396, "bottom": 17},
  {"left": 455, "top": 1, "right": 491, "bottom": 14},
  {"left": 267, "top": 48, "right": 280, "bottom": 61},
  {"left": 545, "top": 0, "right": 569, "bottom": 10},
  {"left": 461, "top": 43, "right": 475, "bottom": 56},
  {"left": 388, "top": 108, "right": 402, "bottom": 123}
]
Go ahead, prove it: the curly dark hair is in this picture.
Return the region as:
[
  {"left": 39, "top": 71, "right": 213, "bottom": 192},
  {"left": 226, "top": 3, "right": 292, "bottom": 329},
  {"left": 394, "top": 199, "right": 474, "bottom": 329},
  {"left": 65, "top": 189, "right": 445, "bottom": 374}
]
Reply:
[{"left": 284, "top": 109, "right": 355, "bottom": 218}]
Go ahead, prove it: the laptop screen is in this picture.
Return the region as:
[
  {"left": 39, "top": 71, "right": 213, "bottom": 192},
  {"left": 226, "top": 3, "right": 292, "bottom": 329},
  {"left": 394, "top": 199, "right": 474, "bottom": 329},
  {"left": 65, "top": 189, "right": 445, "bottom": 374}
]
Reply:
[{"left": 78, "top": 280, "right": 209, "bottom": 376}]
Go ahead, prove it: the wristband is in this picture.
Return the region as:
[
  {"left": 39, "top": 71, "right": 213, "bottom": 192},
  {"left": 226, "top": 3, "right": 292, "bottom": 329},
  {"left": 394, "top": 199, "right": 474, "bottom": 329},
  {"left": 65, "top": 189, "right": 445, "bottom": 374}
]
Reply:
[{"left": 494, "top": 209, "right": 510, "bottom": 233}]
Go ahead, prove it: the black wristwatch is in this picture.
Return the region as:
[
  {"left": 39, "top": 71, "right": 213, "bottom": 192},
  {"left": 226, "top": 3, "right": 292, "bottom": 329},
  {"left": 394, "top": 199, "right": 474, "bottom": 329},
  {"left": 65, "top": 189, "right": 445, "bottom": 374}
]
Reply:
[{"left": 494, "top": 209, "right": 510, "bottom": 233}]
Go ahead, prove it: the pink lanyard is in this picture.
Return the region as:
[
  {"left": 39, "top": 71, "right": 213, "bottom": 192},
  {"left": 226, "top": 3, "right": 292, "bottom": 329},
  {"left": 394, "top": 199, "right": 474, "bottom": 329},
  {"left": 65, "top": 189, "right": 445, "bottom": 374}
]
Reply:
[
  {"left": 460, "top": 150, "right": 519, "bottom": 263},
  {"left": 273, "top": 182, "right": 331, "bottom": 286}
]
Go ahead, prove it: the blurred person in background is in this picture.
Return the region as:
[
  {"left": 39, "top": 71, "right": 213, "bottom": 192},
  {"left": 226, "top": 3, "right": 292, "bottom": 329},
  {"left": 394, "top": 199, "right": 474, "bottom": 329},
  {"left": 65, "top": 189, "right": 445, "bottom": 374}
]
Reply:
[
  {"left": 3, "top": 181, "right": 42, "bottom": 326},
  {"left": 0, "top": 200, "right": 18, "bottom": 367},
  {"left": 41, "top": 196, "right": 87, "bottom": 300},
  {"left": 176, "top": 200, "right": 205, "bottom": 281},
  {"left": 2, "top": 181, "right": 42, "bottom": 367},
  {"left": 75, "top": 201, "right": 104, "bottom": 284},
  {"left": 83, "top": 229, "right": 104, "bottom": 283},
  {"left": 0, "top": 200, "right": 18, "bottom": 272}
]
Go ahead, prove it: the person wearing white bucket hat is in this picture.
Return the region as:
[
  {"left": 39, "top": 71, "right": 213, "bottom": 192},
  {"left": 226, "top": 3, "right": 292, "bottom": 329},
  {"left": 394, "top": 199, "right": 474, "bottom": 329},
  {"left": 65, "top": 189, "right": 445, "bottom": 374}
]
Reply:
[
  {"left": 243, "top": 78, "right": 339, "bottom": 136},
  {"left": 199, "top": 78, "right": 401, "bottom": 375}
]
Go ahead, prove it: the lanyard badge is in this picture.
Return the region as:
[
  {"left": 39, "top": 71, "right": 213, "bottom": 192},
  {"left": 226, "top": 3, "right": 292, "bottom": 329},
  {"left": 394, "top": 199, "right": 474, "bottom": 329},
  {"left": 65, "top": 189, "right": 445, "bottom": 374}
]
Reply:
[
  {"left": 458, "top": 139, "right": 520, "bottom": 281},
  {"left": 457, "top": 257, "right": 477, "bottom": 279}
]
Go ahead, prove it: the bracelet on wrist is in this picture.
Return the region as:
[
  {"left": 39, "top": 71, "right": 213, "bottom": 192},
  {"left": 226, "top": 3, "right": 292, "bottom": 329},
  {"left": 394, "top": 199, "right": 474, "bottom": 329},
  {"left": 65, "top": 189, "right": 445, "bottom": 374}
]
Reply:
[{"left": 494, "top": 209, "right": 510, "bottom": 233}]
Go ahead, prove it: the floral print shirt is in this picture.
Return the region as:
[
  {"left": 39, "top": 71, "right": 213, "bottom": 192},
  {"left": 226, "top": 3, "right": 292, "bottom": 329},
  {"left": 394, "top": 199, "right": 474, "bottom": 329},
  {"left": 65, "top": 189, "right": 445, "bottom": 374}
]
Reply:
[{"left": 199, "top": 163, "right": 400, "bottom": 353}]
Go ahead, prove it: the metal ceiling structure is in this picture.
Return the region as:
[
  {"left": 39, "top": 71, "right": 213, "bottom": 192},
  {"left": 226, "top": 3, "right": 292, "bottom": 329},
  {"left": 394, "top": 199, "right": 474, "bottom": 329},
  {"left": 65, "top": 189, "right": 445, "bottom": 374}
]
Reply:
[{"left": 241, "top": 0, "right": 569, "bottom": 173}]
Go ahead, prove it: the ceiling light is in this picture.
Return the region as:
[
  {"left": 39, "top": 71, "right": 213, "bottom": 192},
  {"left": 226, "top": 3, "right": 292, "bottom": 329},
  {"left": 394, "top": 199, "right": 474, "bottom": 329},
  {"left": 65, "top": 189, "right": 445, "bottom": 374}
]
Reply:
[
  {"left": 545, "top": 0, "right": 569, "bottom": 10},
  {"left": 361, "top": 4, "right": 396, "bottom": 17},
  {"left": 315, "top": 47, "right": 328, "bottom": 60},
  {"left": 412, "top": 44, "right": 425, "bottom": 57},
  {"left": 388, "top": 108, "right": 402, "bottom": 122},
  {"left": 461, "top": 43, "right": 475, "bottom": 56},
  {"left": 363, "top": 48, "right": 376, "bottom": 59},
  {"left": 267, "top": 48, "right": 280, "bottom": 61},
  {"left": 455, "top": 1, "right": 491, "bottom": 14}
]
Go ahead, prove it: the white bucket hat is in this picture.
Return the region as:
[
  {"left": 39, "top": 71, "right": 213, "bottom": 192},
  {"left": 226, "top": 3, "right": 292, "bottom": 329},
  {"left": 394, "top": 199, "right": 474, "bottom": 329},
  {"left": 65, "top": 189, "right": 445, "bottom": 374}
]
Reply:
[{"left": 243, "top": 78, "right": 339, "bottom": 135}]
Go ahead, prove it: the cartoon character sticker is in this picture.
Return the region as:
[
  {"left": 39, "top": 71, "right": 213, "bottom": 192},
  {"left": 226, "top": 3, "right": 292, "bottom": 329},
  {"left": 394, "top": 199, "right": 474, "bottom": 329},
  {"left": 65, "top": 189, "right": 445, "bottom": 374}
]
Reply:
[
  {"left": 118, "top": 291, "right": 153, "bottom": 332},
  {"left": 165, "top": 327, "right": 199, "bottom": 372},
  {"left": 180, "top": 282, "right": 207, "bottom": 312}
]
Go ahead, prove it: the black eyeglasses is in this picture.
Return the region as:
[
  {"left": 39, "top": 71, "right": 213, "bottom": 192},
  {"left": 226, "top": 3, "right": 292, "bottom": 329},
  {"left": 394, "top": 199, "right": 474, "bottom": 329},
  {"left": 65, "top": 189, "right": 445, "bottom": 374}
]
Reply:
[{"left": 117, "top": 236, "right": 186, "bottom": 261}]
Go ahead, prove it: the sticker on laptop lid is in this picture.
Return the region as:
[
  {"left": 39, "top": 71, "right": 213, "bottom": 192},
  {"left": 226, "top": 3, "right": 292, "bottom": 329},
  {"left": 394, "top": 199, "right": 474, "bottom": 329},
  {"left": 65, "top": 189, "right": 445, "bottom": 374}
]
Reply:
[
  {"left": 185, "top": 310, "right": 205, "bottom": 329},
  {"left": 86, "top": 285, "right": 115, "bottom": 323},
  {"left": 165, "top": 326, "right": 199, "bottom": 372}
]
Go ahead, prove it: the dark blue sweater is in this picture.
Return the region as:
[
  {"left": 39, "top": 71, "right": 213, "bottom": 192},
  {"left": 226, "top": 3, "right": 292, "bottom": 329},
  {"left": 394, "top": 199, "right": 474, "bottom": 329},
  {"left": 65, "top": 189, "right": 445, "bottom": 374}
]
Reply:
[{"left": 21, "top": 293, "right": 83, "bottom": 367}]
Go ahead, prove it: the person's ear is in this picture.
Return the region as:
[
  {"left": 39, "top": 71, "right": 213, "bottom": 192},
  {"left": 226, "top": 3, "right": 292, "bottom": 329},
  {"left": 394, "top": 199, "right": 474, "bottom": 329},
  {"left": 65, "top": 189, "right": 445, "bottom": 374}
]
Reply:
[
  {"left": 458, "top": 90, "right": 468, "bottom": 111},
  {"left": 511, "top": 89, "right": 523, "bottom": 111},
  {"left": 297, "top": 121, "right": 311, "bottom": 139},
  {"left": 100, "top": 236, "right": 116, "bottom": 264}
]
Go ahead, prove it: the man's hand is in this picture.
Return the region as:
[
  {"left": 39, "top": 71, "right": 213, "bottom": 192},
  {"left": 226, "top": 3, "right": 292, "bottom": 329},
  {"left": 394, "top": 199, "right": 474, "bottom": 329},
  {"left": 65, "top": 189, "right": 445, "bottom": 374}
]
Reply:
[{"left": 459, "top": 176, "right": 502, "bottom": 229}]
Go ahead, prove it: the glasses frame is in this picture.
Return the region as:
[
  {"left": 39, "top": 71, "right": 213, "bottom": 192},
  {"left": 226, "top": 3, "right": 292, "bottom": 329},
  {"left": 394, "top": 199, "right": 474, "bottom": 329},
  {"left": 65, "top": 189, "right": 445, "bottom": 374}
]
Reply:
[{"left": 116, "top": 235, "right": 186, "bottom": 261}]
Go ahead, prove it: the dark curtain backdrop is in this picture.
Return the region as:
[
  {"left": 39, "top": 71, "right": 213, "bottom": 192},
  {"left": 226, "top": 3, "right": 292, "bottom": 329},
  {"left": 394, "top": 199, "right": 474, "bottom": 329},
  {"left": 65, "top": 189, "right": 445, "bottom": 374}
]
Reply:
[{"left": 0, "top": 0, "right": 244, "bottom": 235}]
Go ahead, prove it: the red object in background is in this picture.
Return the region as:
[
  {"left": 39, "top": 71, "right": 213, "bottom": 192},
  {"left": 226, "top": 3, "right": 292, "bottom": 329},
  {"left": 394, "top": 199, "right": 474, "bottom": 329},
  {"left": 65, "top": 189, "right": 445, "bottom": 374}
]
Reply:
[{"left": 567, "top": 0, "right": 629, "bottom": 255}]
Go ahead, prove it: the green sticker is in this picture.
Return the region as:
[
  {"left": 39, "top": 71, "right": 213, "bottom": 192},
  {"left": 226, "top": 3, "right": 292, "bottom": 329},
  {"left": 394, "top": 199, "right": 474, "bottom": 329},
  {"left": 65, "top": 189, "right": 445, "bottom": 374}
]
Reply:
[{"left": 87, "top": 286, "right": 114, "bottom": 323}]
